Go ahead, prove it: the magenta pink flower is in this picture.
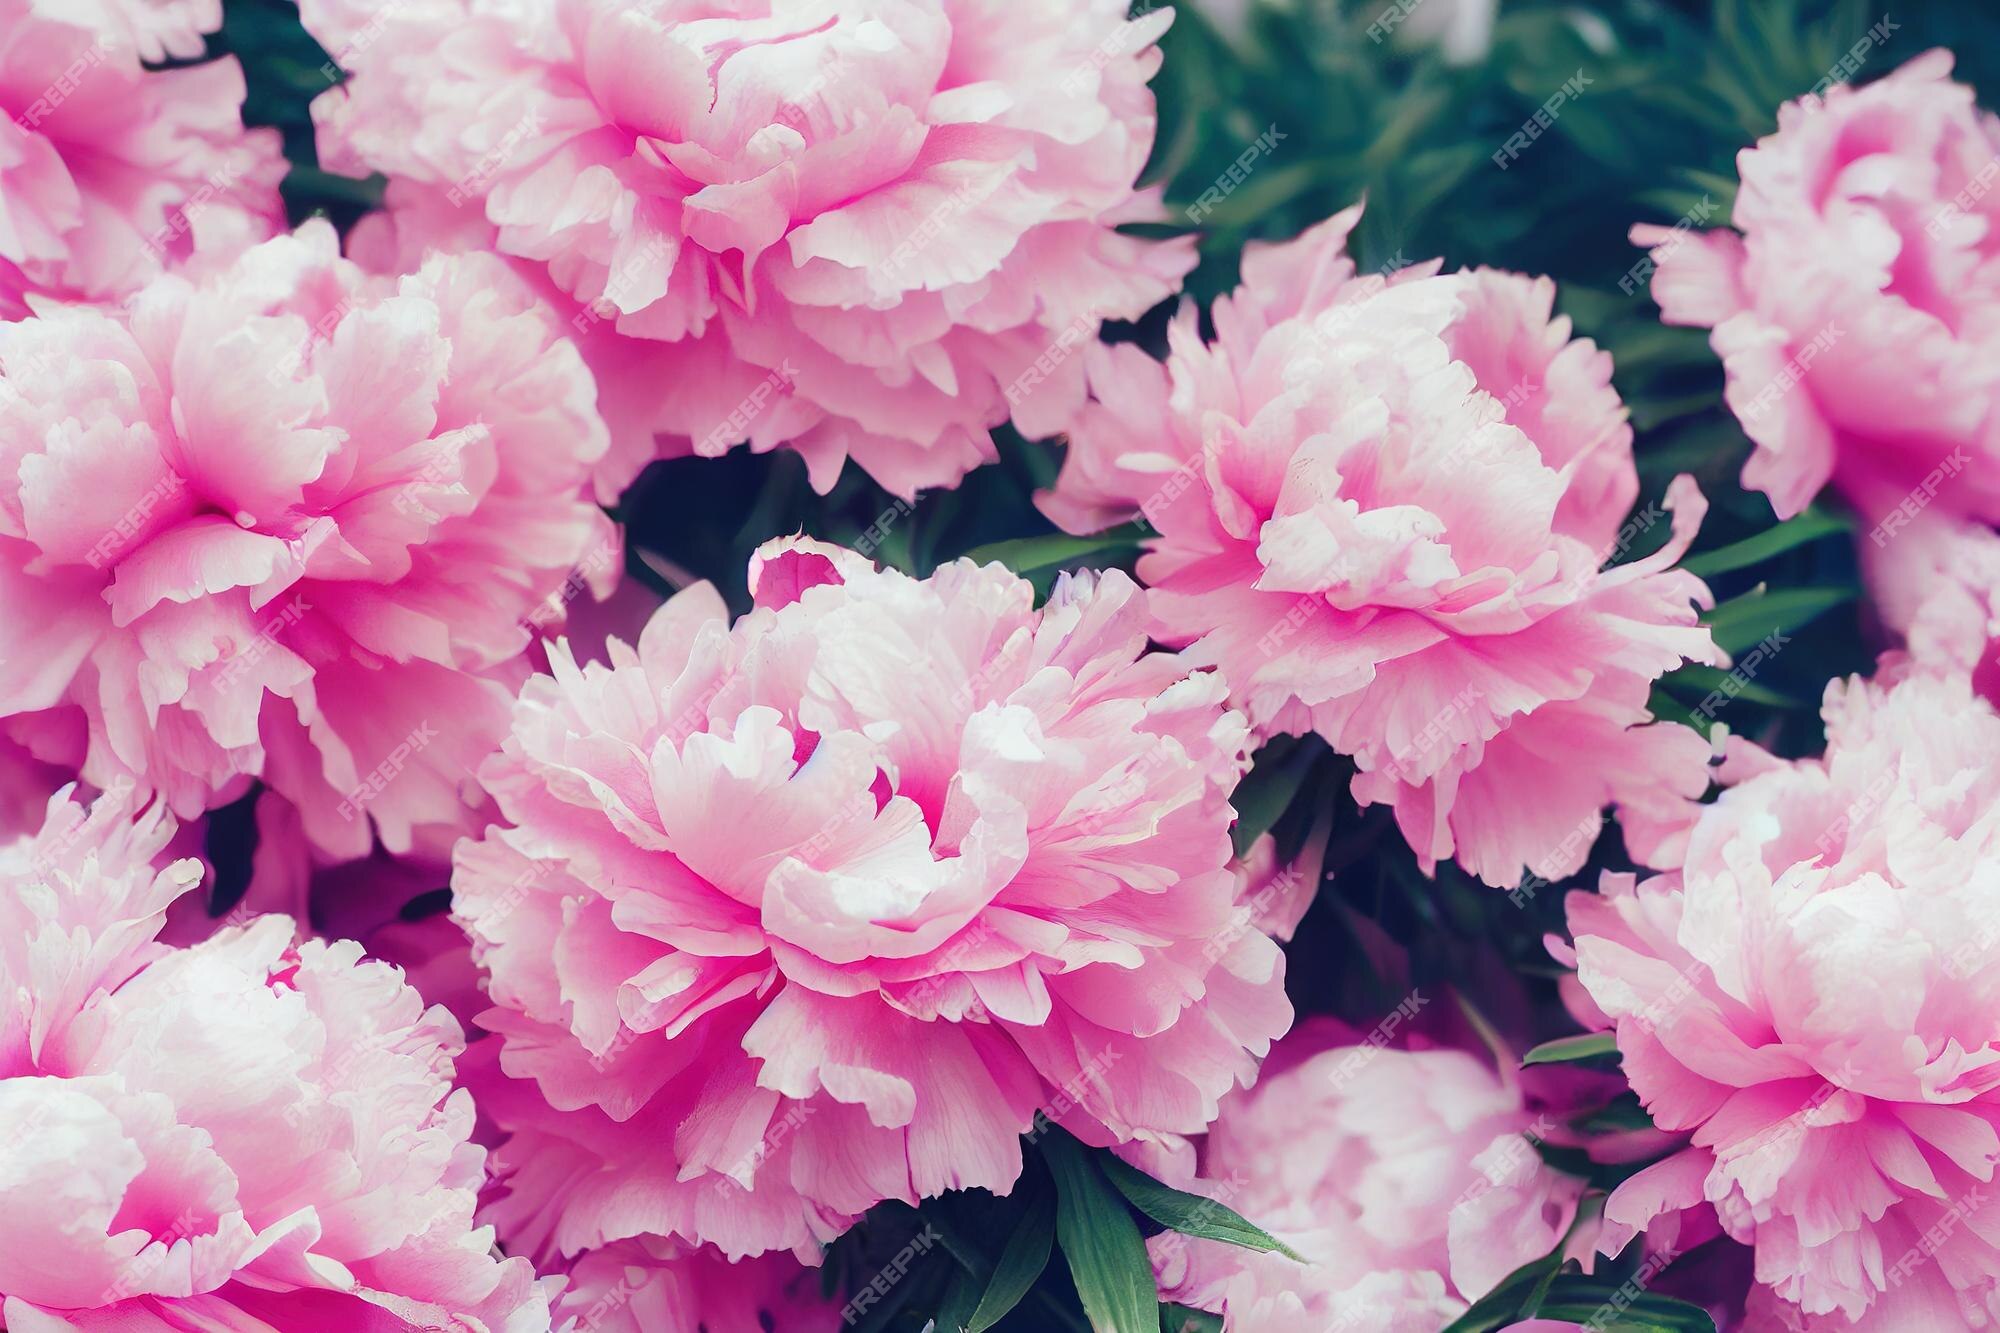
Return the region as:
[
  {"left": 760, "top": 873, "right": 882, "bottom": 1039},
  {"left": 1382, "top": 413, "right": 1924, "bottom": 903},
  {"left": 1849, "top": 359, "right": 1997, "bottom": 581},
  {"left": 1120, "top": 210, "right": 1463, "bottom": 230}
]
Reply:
[
  {"left": 0, "top": 0, "right": 284, "bottom": 319},
  {"left": 454, "top": 538, "right": 1291, "bottom": 1261},
  {"left": 0, "top": 222, "right": 618, "bottom": 861},
  {"left": 546, "top": 1234, "right": 832, "bottom": 1333},
  {"left": 1632, "top": 49, "right": 2000, "bottom": 525},
  {"left": 1040, "top": 205, "right": 1722, "bottom": 887},
  {"left": 0, "top": 787, "right": 549, "bottom": 1331},
  {"left": 299, "top": 0, "right": 1196, "bottom": 499},
  {"left": 1151, "top": 1018, "right": 1583, "bottom": 1330},
  {"left": 1564, "top": 669, "right": 2000, "bottom": 1326},
  {"left": 0, "top": 731, "right": 65, "bottom": 839}
]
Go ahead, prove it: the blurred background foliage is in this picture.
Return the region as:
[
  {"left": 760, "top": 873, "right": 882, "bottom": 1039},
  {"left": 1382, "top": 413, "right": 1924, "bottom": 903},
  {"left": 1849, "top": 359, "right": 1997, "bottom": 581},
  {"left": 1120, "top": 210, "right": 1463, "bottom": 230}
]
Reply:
[{"left": 202, "top": 2, "right": 1993, "bottom": 1328}]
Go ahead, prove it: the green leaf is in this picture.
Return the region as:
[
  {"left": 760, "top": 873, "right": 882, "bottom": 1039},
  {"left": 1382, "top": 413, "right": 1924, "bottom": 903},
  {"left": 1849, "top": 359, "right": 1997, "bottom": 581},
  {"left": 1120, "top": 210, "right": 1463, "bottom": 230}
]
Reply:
[
  {"left": 965, "top": 1189, "right": 1057, "bottom": 1332},
  {"left": 1439, "top": 1252, "right": 1568, "bottom": 1333},
  {"left": 960, "top": 523, "right": 1147, "bottom": 576},
  {"left": 1528, "top": 1277, "right": 1719, "bottom": 1331},
  {"left": 1100, "top": 1156, "right": 1303, "bottom": 1261},
  {"left": 1700, "top": 584, "right": 1855, "bottom": 655},
  {"left": 1648, "top": 686, "right": 1711, "bottom": 739},
  {"left": 1160, "top": 1305, "right": 1224, "bottom": 1333},
  {"left": 1522, "top": 1032, "right": 1620, "bottom": 1066},
  {"left": 1042, "top": 1131, "right": 1160, "bottom": 1333},
  {"left": 1229, "top": 736, "right": 1321, "bottom": 858},
  {"left": 936, "top": 1264, "right": 984, "bottom": 1333},
  {"left": 1680, "top": 507, "right": 1851, "bottom": 577},
  {"left": 1658, "top": 663, "right": 1807, "bottom": 710}
]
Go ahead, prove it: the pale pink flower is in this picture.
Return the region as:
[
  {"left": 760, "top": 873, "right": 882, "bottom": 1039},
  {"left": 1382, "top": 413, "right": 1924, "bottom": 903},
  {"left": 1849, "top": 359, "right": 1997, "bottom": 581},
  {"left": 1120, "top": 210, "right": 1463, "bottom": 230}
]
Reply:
[
  {"left": 346, "top": 179, "right": 675, "bottom": 505},
  {"left": 0, "top": 787, "right": 550, "bottom": 1331},
  {"left": 0, "top": 0, "right": 283, "bottom": 319},
  {"left": 547, "top": 1235, "right": 832, "bottom": 1333},
  {"left": 1863, "top": 512, "right": 2000, "bottom": 709},
  {"left": 103, "top": 0, "right": 224, "bottom": 61},
  {"left": 0, "top": 221, "right": 617, "bottom": 861},
  {"left": 1564, "top": 669, "right": 2000, "bottom": 1326},
  {"left": 454, "top": 538, "right": 1290, "bottom": 1261},
  {"left": 299, "top": 0, "right": 1197, "bottom": 499},
  {"left": 1040, "top": 204, "right": 1721, "bottom": 887},
  {"left": 1151, "top": 1018, "right": 1583, "bottom": 1330},
  {"left": 1631, "top": 49, "right": 2000, "bottom": 525}
]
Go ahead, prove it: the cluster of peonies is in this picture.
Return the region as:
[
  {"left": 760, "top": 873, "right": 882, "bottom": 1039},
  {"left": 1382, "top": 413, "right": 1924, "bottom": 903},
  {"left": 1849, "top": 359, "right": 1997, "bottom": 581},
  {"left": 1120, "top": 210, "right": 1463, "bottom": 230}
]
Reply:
[
  {"left": 3, "top": 2, "right": 2000, "bottom": 1327},
  {"left": 296, "top": 0, "right": 1198, "bottom": 500},
  {"left": 1040, "top": 203, "right": 1723, "bottom": 888},
  {"left": 0, "top": 788, "right": 549, "bottom": 1330}
]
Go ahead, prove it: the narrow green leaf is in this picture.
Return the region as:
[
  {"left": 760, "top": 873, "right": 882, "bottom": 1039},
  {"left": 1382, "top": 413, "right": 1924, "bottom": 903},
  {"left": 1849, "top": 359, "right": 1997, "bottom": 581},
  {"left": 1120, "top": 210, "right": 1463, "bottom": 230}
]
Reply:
[
  {"left": 966, "top": 1189, "right": 1057, "bottom": 1332},
  {"left": 1529, "top": 1276, "right": 1718, "bottom": 1331},
  {"left": 1229, "top": 736, "right": 1321, "bottom": 858},
  {"left": 1522, "top": 1032, "right": 1620, "bottom": 1066},
  {"left": 1700, "top": 584, "right": 1855, "bottom": 655},
  {"left": 1649, "top": 686, "right": 1711, "bottom": 739},
  {"left": 1439, "top": 1252, "right": 1566, "bottom": 1333},
  {"left": 1159, "top": 1305, "right": 1224, "bottom": 1333},
  {"left": 961, "top": 524, "right": 1147, "bottom": 575},
  {"left": 1680, "top": 508, "right": 1851, "bottom": 578},
  {"left": 1101, "top": 1156, "right": 1303, "bottom": 1261},
  {"left": 1657, "top": 663, "right": 1807, "bottom": 710},
  {"left": 936, "top": 1265, "right": 984, "bottom": 1333},
  {"left": 1043, "top": 1131, "right": 1160, "bottom": 1333}
]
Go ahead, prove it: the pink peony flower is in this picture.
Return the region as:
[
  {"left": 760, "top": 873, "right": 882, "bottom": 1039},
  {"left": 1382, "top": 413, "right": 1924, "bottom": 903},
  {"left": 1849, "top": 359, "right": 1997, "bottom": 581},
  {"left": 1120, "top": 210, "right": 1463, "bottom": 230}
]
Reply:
[
  {"left": 104, "top": 0, "right": 224, "bottom": 61},
  {"left": 1631, "top": 49, "right": 2000, "bottom": 525},
  {"left": 1039, "top": 204, "right": 1722, "bottom": 888},
  {"left": 1151, "top": 1018, "right": 1584, "bottom": 1330},
  {"left": 0, "top": 786, "right": 550, "bottom": 1331},
  {"left": 0, "top": 730, "right": 66, "bottom": 837},
  {"left": 1564, "top": 669, "right": 2000, "bottom": 1326},
  {"left": 453, "top": 537, "right": 1291, "bottom": 1262},
  {"left": 0, "top": 0, "right": 284, "bottom": 319},
  {"left": 547, "top": 1234, "right": 832, "bottom": 1333},
  {"left": 0, "top": 220, "right": 618, "bottom": 861},
  {"left": 1863, "top": 513, "right": 2000, "bottom": 710},
  {"left": 299, "top": 0, "right": 1197, "bottom": 499},
  {"left": 345, "top": 179, "right": 676, "bottom": 506}
]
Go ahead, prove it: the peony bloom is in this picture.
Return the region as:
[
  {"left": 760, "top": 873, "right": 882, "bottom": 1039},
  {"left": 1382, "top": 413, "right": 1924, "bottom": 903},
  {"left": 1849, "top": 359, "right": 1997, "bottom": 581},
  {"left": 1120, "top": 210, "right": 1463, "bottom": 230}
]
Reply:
[
  {"left": 0, "top": 0, "right": 285, "bottom": 319},
  {"left": 1563, "top": 669, "right": 2000, "bottom": 1327},
  {"left": 0, "top": 731, "right": 66, "bottom": 837},
  {"left": 1631, "top": 49, "right": 2000, "bottom": 526},
  {"left": 1863, "top": 513, "right": 2000, "bottom": 710},
  {"left": 454, "top": 537, "right": 1291, "bottom": 1262},
  {"left": 0, "top": 221, "right": 618, "bottom": 861},
  {"left": 546, "top": 1234, "right": 832, "bottom": 1333},
  {"left": 299, "top": 0, "right": 1197, "bottom": 499},
  {"left": 0, "top": 787, "right": 550, "bottom": 1331},
  {"left": 344, "top": 179, "right": 686, "bottom": 505},
  {"left": 1151, "top": 1018, "right": 1583, "bottom": 1330},
  {"left": 1039, "top": 204, "right": 1721, "bottom": 888}
]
